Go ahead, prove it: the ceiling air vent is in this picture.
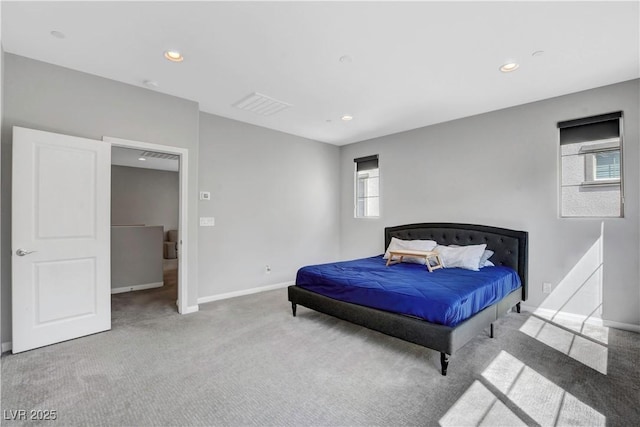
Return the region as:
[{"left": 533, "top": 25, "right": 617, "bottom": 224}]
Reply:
[
  {"left": 233, "top": 92, "right": 292, "bottom": 116},
  {"left": 140, "top": 151, "right": 179, "bottom": 160}
]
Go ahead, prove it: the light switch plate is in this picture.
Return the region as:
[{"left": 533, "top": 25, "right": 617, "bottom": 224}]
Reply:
[
  {"left": 200, "top": 191, "right": 211, "bottom": 201},
  {"left": 200, "top": 217, "right": 215, "bottom": 227}
]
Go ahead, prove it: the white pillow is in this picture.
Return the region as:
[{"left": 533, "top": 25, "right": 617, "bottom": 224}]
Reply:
[
  {"left": 479, "top": 250, "right": 494, "bottom": 268},
  {"left": 450, "top": 245, "right": 493, "bottom": 268},
  {"left": 434, "top": 244, "right": 487, "bottom": 271},
  {"left": 383, "top": 237, "right": 438, "bottom": 265}
]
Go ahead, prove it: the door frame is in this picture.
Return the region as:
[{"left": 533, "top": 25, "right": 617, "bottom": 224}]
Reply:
[{"left": 103, "top": 136, "right": 190, "bottom": 315}]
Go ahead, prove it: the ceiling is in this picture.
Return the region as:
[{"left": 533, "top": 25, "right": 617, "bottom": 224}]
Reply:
[{"left": 2, "top": 1, "right": 639, "bottom": 146}]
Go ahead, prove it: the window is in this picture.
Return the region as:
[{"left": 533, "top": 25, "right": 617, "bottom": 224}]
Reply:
[
  {"left": 354, "top": 155, "right": 379, "bottom": 218},
  {"left": 593, "top": 151, "right": 620, "bottom": 181},
  {"left": 559, "top": 112, "right": 623, "bottom": 217}
]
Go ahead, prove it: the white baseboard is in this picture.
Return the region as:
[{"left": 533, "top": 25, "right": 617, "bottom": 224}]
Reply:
[
  {"left": 198, "top": 281, "right": 293, "bottom": 305},
  {"left": 175, "top": 299, "right": 199, "bottom": 314},
  {"left": 603, "top": 319, "right": 640, "bottom": 333},
  {"left": 111, "top": 282, "right": 163, "bottom": 294},
  {"left": 521, "top": 304, "right": 639, "bottom": 333},
  {"left": 181, "top": 305, "right": 199, "bottom": 314},
  {"left": 521, "top": 305, "right": 603, "bottom": 326},
  {"left": 2, "top": 341, "right": 12, "bottom": 353}
]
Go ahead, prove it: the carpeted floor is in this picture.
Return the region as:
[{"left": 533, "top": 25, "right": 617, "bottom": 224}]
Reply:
[{"left": 1, "top": 273, "right": 639, "bottom": 426}]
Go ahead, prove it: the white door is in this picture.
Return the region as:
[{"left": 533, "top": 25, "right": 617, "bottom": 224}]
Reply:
[{"left": 12, "top": 127, "right": 111, "bottom": 353}]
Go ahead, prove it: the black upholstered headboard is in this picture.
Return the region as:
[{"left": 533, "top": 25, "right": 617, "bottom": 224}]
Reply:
[{"left": 385, "top": 223, "right": 528, "bottom": 300}]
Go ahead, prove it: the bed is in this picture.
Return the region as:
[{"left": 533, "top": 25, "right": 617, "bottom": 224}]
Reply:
[{"left": 287, "top": 223, "right": 528, "bottom": 376}]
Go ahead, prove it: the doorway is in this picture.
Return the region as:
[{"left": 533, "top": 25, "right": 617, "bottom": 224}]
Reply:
[
  {"left": 110, "top": 146, "right": 180, "bottom": 316},
  {"left": 104, "top": 136, "right": 189, "bottom": 315}
]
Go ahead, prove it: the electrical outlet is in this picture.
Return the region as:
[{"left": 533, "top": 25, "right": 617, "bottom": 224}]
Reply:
[{"left": 543, "top": 282, "right": 552, "bottom": 294}]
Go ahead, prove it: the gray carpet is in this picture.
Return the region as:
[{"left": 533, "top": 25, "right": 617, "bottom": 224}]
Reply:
[{"left": 1, "top": 278, "right": 639, "bottom": 426}]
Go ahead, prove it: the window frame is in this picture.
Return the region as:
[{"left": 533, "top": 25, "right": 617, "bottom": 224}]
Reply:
[{"left": 558, "top": 114, "right": 624, "bottom": 218}]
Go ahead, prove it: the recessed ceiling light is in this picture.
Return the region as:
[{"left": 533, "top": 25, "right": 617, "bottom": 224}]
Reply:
[
  {"left": 144, "top": 80, "right": 159, "bottom": 88},
  {"left": 138, "top": 157, "right": 146, "bottom": 161},
  {"left": 532, "top": 50, "right": 545, "bottom": 57},
  {"left": 50, "top": 30, "right": 65, "bottom": 39},
  {"left": 499, "top": 62, "right": 520, "bottom": 73},
  {"left": 341, "top": 115, "right": 353, "bottom": 121},
  {"left": 164, "top": 50, "right": 184, "bottom": 62},
  {"left": 339, "top": 55, "right": 352, "bottom": 63}
]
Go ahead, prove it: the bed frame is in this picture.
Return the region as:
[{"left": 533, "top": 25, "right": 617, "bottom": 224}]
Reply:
[{"left": 288, "top": 223, "right": 528, "bottom": 376}]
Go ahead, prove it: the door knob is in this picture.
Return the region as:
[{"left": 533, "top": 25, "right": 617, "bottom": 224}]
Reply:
[{"left": 16, "top": 249, "right": 36, "bottom": 256}]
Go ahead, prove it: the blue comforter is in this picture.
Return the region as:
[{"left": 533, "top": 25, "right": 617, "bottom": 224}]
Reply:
[{"left": 296, "top": 256, "right": 521, "bottom": 327}]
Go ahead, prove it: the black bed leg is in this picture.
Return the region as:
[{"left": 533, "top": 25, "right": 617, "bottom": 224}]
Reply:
[
  {"left": 516, "top": 302, "right": 521, "bottom": 313},
  {"left": 440, "top": 353, "right": 450, "bottom": 376},
  {"left": 291, "top": 302, "right": 297, "bottom": 317},
  {"left": 490, "top": 323, "right": 494, "bottom": 338}
]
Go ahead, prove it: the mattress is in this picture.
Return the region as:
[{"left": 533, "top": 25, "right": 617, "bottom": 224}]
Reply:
[{"left": 295, "top": 256, "right": 521, "bottom": 327}]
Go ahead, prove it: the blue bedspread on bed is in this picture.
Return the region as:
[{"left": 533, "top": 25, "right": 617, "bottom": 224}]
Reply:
[{"left": 295, "top": 256, "right": 521, "bottom": 327}]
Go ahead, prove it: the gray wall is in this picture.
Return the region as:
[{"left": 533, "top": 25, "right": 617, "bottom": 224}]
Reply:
[
  {"left": 198, "top": 112, "right": 341, "bottom": 297},
  {"left": 111, "top": 226, "right": 163, "bottom": 289},
  {"left": 339, "top": 79, "right": 640, "bottom": 326},
  {"left": 1, "top": 54, "right": 200, "bottom": 343},
  {"left": 111, "top": 165, "right": 179, "bottom": 233}
]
